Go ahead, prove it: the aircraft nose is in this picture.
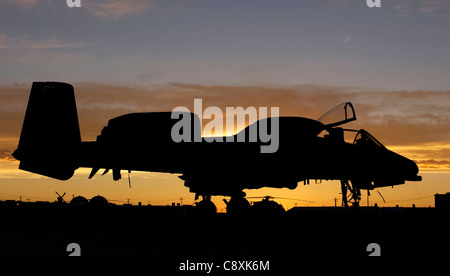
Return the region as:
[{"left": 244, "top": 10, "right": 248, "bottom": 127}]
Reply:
[
  {"left": 388, "top": 151, "right": 420, "bottom": 180},
  {"left": 406, "top": 158, "right": 419, "bottom": 175},
  {"left": 401, "top": 156, "right": 421, "bottom": 181}
]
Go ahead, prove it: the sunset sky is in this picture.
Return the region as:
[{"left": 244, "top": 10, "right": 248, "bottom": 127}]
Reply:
[{"left": 1, "top": 0, "right": 450, "bottom": 210}]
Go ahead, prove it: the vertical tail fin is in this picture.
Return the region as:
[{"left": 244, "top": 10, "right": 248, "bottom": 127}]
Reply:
[{"left": 13, "top": 82, "right": 81, "bottom": 180}]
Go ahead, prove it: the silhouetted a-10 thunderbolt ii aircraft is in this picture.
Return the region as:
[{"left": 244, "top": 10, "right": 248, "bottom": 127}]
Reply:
[{"left": 13, "top": 82, "right": 422, "bottom": 213}]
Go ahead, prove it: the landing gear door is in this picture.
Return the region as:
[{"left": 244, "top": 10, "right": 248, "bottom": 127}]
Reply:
[{"left": 318, "top": 102, "right": 356, "bottom": 128}]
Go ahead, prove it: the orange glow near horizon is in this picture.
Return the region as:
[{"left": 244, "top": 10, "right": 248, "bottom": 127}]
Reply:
[
  {"left": 389, "top": 142, "right": 450, "bottom": 172},
  {"left": 1, "top": 142, "right": 449, "bottom": 211}
]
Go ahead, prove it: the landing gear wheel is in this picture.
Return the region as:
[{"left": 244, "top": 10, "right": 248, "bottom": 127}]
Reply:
[{"left": 225, "top": 194, "right": 251, "bottom": 215}]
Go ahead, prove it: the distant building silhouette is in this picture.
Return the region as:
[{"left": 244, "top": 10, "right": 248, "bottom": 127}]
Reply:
[
  {"left": 435, "top": 193, "right": 450, "bottom": 210},
  {"left": 89, "top": 195, "right": 109, "bottom": 207},
  {"left": 70, "top": 196, "right": 88, "bottom": 205}
]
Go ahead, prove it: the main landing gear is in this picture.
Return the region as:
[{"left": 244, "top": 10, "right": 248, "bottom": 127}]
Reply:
[
  {"left": 195, "top": 195, "right": 217, "bottom": 216},
  {"left": 341, "top": 180, "right": 361, "bottom": 207},
  {"left": 195, "top": 192, "right": 251, "bottom": 216},
  {"left": 223, "top": 192, "right": 250, "bottom": 215}
]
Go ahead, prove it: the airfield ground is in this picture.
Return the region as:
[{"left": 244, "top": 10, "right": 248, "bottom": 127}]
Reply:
[{"left": 0, "top": 202, "right": 449, "bottom": 257}]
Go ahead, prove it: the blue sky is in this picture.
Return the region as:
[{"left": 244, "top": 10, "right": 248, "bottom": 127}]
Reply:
[{"left": 1, "top": 0, "right": 450, "bottom": 90}]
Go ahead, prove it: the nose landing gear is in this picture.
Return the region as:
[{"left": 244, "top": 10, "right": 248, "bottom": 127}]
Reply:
[{"left": 341, "top": 180, "right": 361, "bottom": 207}]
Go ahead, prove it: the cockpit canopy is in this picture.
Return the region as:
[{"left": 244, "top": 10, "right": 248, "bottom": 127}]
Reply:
[
  {"left": 353, "top": 129, "right": 386, "bottom": 149},
  {"left": 318, "top": 102, "right": 387, "bottom": 149},
  {"left": 318, "top": 102, "right": 356, "bottom": 128}
]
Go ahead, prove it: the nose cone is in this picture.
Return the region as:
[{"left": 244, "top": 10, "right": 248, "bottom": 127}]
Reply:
[
  {"left": 383, "top": 150, "right": 421, "bottom": 181},
  {"left": 398, "top": 154, "right": 422, "bottom": 181},
  {"left": 406, "top": 158, "right": 419, "bottom": 175},
  {"left": 405, "top": 157, "right": 422, "bottom": 181}
]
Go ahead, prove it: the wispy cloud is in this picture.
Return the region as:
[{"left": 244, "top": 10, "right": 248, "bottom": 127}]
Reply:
[
  {"left": 343, "top": 35, "right": 351, "bottom": 44},
  {"left": 390, "top": 142, "right": 450, "bottom": 172},
  {"left": 391, "top": 0, "right": 450, "bottom": 19},
  {"left": 2, "top": 0, "right": 40, "bottom": 9},
  {"left": 323, "top": 0, "right": 450, "bottom": 20},
  {"left": 417, "top": 159, "right": 450, "bottom": 168},
  {"left": 0, "top": 34, "right": 82, "bottom": 49},
  {"left": 2, "top": 0, "right": 155, "bottom": 19},
  {"left": 84, "top": 0, "right": 153, "bottom": 19}
]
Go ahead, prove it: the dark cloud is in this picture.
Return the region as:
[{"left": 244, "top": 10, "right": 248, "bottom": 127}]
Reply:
[
  {"left": 416, "top": 159, "right": 450, "bottom": 166},
  {"left": 414, "top": 159, "right": 450, "bottom": 170}
]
